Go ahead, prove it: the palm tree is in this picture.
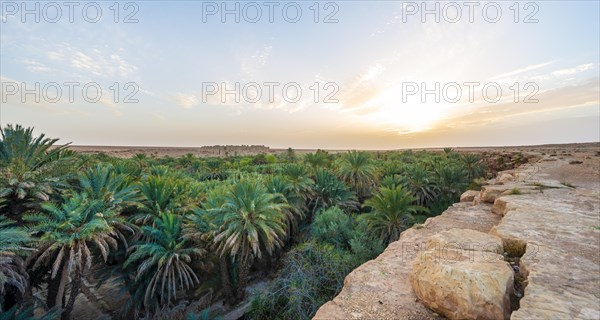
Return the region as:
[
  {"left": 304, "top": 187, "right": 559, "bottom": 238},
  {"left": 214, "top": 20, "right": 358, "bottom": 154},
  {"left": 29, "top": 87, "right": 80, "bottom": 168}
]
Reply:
[
  {"left": 79, "top": 164, "right": 140, "bottom": 211},
  {"left": 134, "top": 175, "right": 179, "bottom": 224},
  {"left": 304, "top": 150, "right": 330, "bottom": 170},
  {"left": 380, "top": 175, "right": 403, "bottom": 190},
  {"left": 0, "top": 216, "right": 31, "bottom": 302},
  {"left": 132, "top": 153, "right": 149, "bottom": 171},
  {"left": 335, "top": 151, "right": 377, "bottom": 199},
  {"left": 112, "top": 159, "right": 143, "bottom": 182},
  {"left": 24, "top": 193, "right": 130, "bottom": 319},
  {"left": 213, "top": 179, "right": 287, "bottom": 302},
  {"left": 461, "top": 153, "right": 485, "bottom": 182},
  {"left": 399, "top": 165, "right": 439, "bottom": 207},
  {"left": 443, "top": 147, "right": 456, "bottom": 158},
  {"left": 363, "top": 186, "right": 427, "bottom": 245},
  {"left": 310, "top": 169, "right": 358, "bottom": 216},
  {"left": 264, "top": 175, "right": 305, "bottom": 236},
  {"left": 124, "top": 212, "right": 204, "bottom": 314},
  {"left": 0, "top": 125, "right": 72, "bottom": 218},
  {"left": 284, "top": 147, "right": 296, "bottom": 162},
  {"left": 434, "top": 163, "right": 468, "bottom": 198},
  {"left": 282, "top": 164, "right": 314, "bottom": 211},
  {"left": 0, "top": 305, "right": 59, "bottom": 320}
]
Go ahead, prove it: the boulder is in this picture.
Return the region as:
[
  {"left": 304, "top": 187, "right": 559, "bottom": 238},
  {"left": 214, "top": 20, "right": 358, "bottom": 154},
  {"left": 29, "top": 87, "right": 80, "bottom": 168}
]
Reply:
[
  {"left": 426, "top": 228, "right": 503, "bottom": 253},
  {"left": 492, "top": 198, "right": 507, "bottom": 216},
  {"left": 479, "top": 185, "right": 510, "bottom": 203},
  {"left": 410, "top": 249, "right": 514, "bottom": 320},
  {"left": 498, "top": 173, "right": 514, "bottom": 182},
  {"left": 460, "top": 190, "right": 479, "bottom": 203}
]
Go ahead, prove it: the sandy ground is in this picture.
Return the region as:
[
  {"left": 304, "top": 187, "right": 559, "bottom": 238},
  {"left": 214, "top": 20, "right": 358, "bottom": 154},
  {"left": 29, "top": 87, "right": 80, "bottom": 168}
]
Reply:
[{"left": 62, "top": 142, "right": 600, "bottom": 158}]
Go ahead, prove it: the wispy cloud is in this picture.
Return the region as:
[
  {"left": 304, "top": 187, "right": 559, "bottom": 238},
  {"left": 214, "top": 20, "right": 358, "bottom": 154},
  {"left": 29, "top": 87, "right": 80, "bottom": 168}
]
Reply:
[
  {"left": 22, "top": 59, "right": 53, "bottom": 73},
  {"left": 0, "top": 76, "right": 123, "bottom": 117},
  {"left": 70, "top": 49, "right": 137, "bottom": 78},
  {"left": 239, "top": 44, "right": 272, "bottom": 78},
  {"left": 490, "top": 61, "right": 558, "bottom": 80},
  {"left": 149, "top": 112, "right": 166, "bottom": 121},
  {"left": 551, "top": 63, "right": 594, "bottom": 76},
  {"left": 436, "top": 77, "right": 600, "bottom": 129},
  {"left": 172, "top": 93, "right": 199, "bottom": 109},
  {"left": 334, "top": 64, "right": 387, "bottom": 113},
  {"left": 47, "top": 51, "right": 65, "bottom": 61}
]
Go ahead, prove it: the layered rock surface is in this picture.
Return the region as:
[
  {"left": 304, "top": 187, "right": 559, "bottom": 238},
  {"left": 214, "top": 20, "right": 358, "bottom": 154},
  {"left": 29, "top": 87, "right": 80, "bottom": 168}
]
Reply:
[
  {"left": 313, "top": 202, "right": 501, "bottom": 319},
  {"left": 314, "top": 153, "right": 600, "bottom": 320},
  {"left": 411, "top": 249, "right": 513, "bottom": 320}
]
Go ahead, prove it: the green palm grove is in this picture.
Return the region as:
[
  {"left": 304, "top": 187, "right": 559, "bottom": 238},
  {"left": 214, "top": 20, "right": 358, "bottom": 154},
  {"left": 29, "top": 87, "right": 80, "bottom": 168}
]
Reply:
[{"left": 0, "top": 125, "right": 488, "bottom": 320}]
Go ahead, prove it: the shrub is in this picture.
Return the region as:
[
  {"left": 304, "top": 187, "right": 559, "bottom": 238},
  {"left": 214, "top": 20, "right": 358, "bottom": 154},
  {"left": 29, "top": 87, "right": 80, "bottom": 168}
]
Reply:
[
  {"left": 311, "top": 207, "right": 354, "bottom": 249},
  {"left": 247, "top": 241, "right": 354, "bottom": 320}
]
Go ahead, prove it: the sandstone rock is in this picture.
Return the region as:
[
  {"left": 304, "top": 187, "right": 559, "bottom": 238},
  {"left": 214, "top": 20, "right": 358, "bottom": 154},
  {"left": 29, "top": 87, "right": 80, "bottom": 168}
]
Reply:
[
  {"left": 479, "top": 185, "right": 510, "bottom": 203},
  {"left": 426, "top": 228, "right": 503, "bottom": 253},
  {"left": 410, "top": 249, "right": 513, "bottom": 320},
  {"left": 313, "top": 203, "right": 499, "bottom": 320},
  {"left": 491, "top": 197, "right": 512, "bottom": 216},
  {"left": 498, "top": 173, "right": 514, "bottom": 182},
  {"left": 316, "top": 154, "right": 600, "bottom": 320},
  {"left": 490, "top": 187, "right": 600, "bottom": 320},
  {"left": 460, "top": 190, "right": 479, "bottom": 203}
]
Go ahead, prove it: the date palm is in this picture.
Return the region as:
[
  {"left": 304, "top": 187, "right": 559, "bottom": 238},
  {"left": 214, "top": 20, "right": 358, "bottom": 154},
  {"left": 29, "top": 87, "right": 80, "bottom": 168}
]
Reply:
[
  {"left": 24, "top": 193, "right": 130, "bottom": 320},
  {"left": 213, "top": 179, "right": 287, "bottom": 302},
  {"left": 79, "top": 164, "right": 140, "bottom": 211},
  {"left": 461, "top": 153, "right": 485, "bottom": 182},
  {"left": 335, "top": 151, "right": 377, "bottom": 199},
  {"left": 0, "top": 216, "right": 31, "bottom": 298},
  {"left": 310, "top": 169, "right": 358, "bottom": 216},
  {"left": 363, "top": 186, "right": 427, "bottom": 245},
  {"left": 434, "top": 163, "right": 468, "bottom": 197},
  {"left": 264, "top": 175, "right": 304, "bottom": 235},
  {"left": 134, "top": 175, "right": 180, "bottom": 224},
  {"left": 304, "top": 150, "right": 330, "bottom": 170},
  {"left": 399, "top": 165, "right": 439, "bottom": 207},
  {"left": 380, "top": 174, "right": 403, "bottom": 190},
  {"left": 282, "top": 164, "right": 314, "bottom": 211},
  {"left": 0, "top": 125, "right": 72, "bottom": 218},
  {"left": 125, "top": 212, "right": 203, "bottom": 314}
]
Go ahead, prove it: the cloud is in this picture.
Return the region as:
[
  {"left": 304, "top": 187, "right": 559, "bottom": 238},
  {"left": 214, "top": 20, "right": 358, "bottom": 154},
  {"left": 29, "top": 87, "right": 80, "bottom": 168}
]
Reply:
[
  {"left": 437, "top": 77, "right": 600, "bottom": 129},
  {"left": 369, "top": 3, "right": 407, "bottom": 37},
  {"left": 71, "top": 51, "right": 105, "bottom": 76},
  {"left": 333, "top": 64, "right": 387, "bottom": 113},
  {"left": 149, "top": 112, "right": 166, "bottom": 121},
  {"left": 22, "top": 59, "right": 53, "bottom": 73},
  {"left": 0, "top": 76, "right": 123, "bottom": 117},
  {"left": 110, "top": 54, "right": 137, "bottom": 78},
  {"left": 239, "top": 45, "right": 272, "bottom": 78},
  {"left": 139, "top": 88, "right": 157, "bottom": 97},
  {"left": 97, "top": 97, "right": 123, "bottom": 117},
  {"left": 47, "top": 51, "right": 65, "bottom": 61},
  {"left": 551, "top": 63, "right": 594, "bottom": 76},
  {"left": 490, "top": 60, "right": 557, "bottom": 80},
  {"left": 69, "top": 47, "right": 137, "bottom": 78},
  {"left": 172, "top": 93, "right": 199, "bottom": 109}
]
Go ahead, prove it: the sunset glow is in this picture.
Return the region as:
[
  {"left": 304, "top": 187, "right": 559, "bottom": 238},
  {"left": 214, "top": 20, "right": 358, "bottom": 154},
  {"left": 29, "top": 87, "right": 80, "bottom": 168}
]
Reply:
[{"left": 1, "top": 1, "right": 598, "bottom": 148}]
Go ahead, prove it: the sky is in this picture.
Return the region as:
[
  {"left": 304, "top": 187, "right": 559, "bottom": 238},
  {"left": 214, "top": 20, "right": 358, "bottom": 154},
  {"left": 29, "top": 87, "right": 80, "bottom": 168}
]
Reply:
[{"left": 1, "top": 0, "right": 599, "bottom": 149}]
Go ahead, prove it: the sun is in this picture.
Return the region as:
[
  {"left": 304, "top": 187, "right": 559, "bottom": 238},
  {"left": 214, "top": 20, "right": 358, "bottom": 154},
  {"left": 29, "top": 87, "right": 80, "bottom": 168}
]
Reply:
[{"left": 361, "top": 84, "right": 451, "bottom": 133}]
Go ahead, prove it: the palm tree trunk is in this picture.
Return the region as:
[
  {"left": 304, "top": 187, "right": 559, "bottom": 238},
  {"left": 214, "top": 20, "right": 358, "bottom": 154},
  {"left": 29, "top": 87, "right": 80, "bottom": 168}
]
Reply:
[
  {"left": 19, "top": 283, "right": 34, "bottom": 316},
  {"left": 79, "top": 280, "right": 112, "bottom": 315},
  {"left": 9, "top": 197, "right": 24, "bottom": 222},
  {"left": 47, "top": 256, "right": 69, "bottom": 310},
  {"left": 61, "top": 266, "right": 82, "bottom": 320},
  {"left": 219, "top": 256, "right": 234, "bottom": 304},
  {"left": 236, "top": 251, "right": 252, "bottom": 303}
]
